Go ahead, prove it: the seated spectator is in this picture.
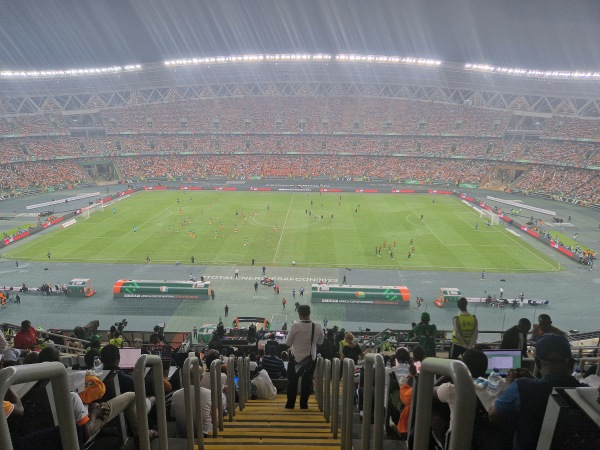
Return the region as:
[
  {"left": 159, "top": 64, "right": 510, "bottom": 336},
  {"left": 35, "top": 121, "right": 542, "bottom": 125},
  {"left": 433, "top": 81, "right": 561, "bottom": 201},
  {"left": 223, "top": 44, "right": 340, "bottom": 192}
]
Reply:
[
  {"left": 432, "top": 349, "right": 489, "bottom": 446},
  {"left": 531, "top": 314, "right": 566, "bottom": 340},
  {"left": 22, "top": 352, "right": 39, "bottom": 365},
  {"left": 385, "top": 347, "right": 413, "bottom": 431},
  {"left": 488, "top": 334, "right": 583, "bottom": 450},
  {"left": 35, "top": 344, "right": 157, "bottom": 445},
  {"left": 500, "top": 318, "right": 531, "bottom": 357},
  {"left": 411, "top": 345, "right": 426, "bottom": 374},
  {"left": 84, "top": 348, "right": 101, "bottom": 370},
  {"left": 99, "top": 344, "right": 135, "bottom": 398},
  {"left": 0, "top": 330, "right": 30, "bottom": 366},
  {"left": 201, "top": 350, "right": 228, "bottom": 404},
  {"left": 170, "top": 366, "right": 212, "bottom": 438},
  {"left": 260, "top": 346, "right": 287, "bottom": 379},
  {"left": 280, "top": 351, "right": 289, "bottom": 370},
  {"left": 4, "top": 387, "right": 24, "bottom": 419},
  {"left": 85, "top": 334, "right": 101, "bottom": 351},
  {"left": 250, "top": 367, "right": 278, "bottom": 400},
  {"left": 13, "top": 320, "right": 39, "bottom": 351}
]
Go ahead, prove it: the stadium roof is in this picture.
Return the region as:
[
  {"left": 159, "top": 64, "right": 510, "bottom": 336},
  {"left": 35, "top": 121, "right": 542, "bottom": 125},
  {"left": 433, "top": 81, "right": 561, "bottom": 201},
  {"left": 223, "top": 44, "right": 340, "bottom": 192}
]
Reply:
[{"left": 1, "top": 0, "right": 600, "bottom": 72}]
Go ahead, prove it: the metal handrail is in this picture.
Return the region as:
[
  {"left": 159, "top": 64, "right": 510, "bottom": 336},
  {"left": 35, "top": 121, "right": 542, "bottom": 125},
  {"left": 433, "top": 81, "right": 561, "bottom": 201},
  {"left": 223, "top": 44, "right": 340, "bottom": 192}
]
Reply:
[
  {"left": 182, "top": 356, "right": 204, "bottom": 450},
  {"left": 413, "top": 358, "right": 477, "bottom": 450},
  {"left": 341, "top": 358, "right": 355, "bottom": 450},
  {"left": 578, "top": 357, "right": 600, "bottom": 375},
  {"left": 359, "top": 327, "right": 392, "bottom": 351},
  {"left": 210, "top": 359, "right": 224, "bottom": 435},
  {"left": 226, "top": 357, "right": 235, "bottom": 420},
  {"left": 133, "top": 354, "right": 168, "bottom": 450},
  {"left": 315, "top": 357, "right": 324, "bottom": 411},
  {"left": 237, "top": 356, "right": 246, "bottom": 411},
  {"left": 323, "top": 359, "right": 331, "bottom": 423},
  {"left": 331, "top": 358, "right": 340, "bottom": 439},
  {"left": 0, "top": 362, "right": 79, "bottom": 450},
  {"left": 360, "top": 353, "right": 385, "bottom": 450},
  {"left": 244, "top": 356, "right": 251, "bottom": 402}
]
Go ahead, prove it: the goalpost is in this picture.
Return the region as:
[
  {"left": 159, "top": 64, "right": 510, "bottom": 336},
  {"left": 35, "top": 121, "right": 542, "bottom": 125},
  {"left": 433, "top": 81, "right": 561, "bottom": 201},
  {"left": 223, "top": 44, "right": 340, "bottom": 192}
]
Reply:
[
  {"left": 479, "top": 208, "right": 500, "bottom": 225},
  {"left": 83, "top": 202, "right": 105, "bottom": 219}
]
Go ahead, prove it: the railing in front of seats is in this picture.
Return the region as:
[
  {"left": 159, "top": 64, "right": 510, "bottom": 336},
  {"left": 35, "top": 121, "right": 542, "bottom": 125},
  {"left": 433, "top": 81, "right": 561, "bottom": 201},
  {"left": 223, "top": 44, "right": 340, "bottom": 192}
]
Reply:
[
  {"left": 181, "top": 356, "right": 204, "bottom": 450},
  {"left": 413, "top": 357, "right": 477, "bottom": 450},
  {"left": 133, "top": 354, "right": 168, "bottom": 450},
  {"left": 0, "top": 362, "right": 80, "bottom": 450},
  {"left": 341, "top": 358, "right": 355, "bottom": 450},
  {"left": 360, "top": 353, "right": 386, "bottom": 450}
]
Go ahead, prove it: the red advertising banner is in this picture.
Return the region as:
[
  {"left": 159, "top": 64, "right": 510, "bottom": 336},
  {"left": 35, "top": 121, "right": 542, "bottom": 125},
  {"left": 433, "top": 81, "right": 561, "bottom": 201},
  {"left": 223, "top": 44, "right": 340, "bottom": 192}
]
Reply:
[
  {"left": 120, "top": 189, "right": 134, "bottom": 196},
  {"left": 460, "top": 194, "right": 474, "bottom": 202},
  {"left": 320, "top": 188, "right": 342, "bottom": 192},
  {"left": 391, "top": 189, "right": 415, "bottom": 193},
  {"left": 429, "top": 190, "right": 452, "bottom": 195},
  {"left": 3, "top": 231, "right": 29, "bottom": 245},
  {"left": 250, "top": 187, "right": 272, "bottom": 191},
  {"left": 551, "top": 241, "right": 574, "bottom": 257},
  {"left": 145, "top": 186, "right": 166, "bottom": 190},
  {"left": 214, "top": 187, "right": 237, "bottom": 191},
  {"left": 356, "top": 189, "right": 378, "bottom": 193},
  {"left": 43, "top": 217, "right": 64, "bottom": 228},
  {"left": 180, "top": 186, "right": 203, "bottom": 190},
  {"left": 521, "top": 226, "right": 539, "bottom": 238}
]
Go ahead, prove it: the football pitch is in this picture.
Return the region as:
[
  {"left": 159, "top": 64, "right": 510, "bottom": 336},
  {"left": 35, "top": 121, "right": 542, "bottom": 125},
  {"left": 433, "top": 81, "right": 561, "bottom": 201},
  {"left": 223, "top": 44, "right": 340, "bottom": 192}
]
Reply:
[{"left": 6, "top": 191, "right": 560, "bottom": 272}]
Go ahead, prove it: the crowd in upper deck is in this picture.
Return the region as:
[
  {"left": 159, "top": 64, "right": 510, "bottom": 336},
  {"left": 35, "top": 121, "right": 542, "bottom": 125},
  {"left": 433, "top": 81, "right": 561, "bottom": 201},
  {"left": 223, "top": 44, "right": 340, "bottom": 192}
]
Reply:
[{"left": 0, "top": 96, "right": 599, "bottom": 202}]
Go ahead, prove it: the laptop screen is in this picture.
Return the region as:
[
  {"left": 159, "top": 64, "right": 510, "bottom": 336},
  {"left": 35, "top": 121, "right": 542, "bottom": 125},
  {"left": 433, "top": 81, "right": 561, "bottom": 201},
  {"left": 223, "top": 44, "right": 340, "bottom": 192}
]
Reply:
[
  {"left": 118, "top": 348, "right": 142, "bottom": 370},
  {"left": 482, "top": 349, "right": 522, "bottom": 375}
]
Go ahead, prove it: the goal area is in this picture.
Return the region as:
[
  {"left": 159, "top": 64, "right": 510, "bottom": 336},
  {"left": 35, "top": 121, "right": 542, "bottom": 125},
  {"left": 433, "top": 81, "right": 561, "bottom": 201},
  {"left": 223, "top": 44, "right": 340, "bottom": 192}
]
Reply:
[
  {"left": 479, "top": 208, "right": 499, "bottom": 225},
  {"left": 83, "top": 202, "right": 104, "bottom": 219}
]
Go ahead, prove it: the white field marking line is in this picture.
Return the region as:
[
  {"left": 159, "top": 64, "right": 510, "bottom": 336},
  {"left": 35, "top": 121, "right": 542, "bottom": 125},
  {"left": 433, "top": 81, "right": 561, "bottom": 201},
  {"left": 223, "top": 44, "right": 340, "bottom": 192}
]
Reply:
[
  {"left": 499, "top": 227, "right": 561, "bottom": 271},
  {"left": 453, "top": 198, "right": 558, "bottom": 269},
  {"left": 272, "top": 193, "right": 295, "bottom": 263},
  {"left": 406, "top": 203, "right": 444, "bottom": 245},
  {"left": 7, "top": 256, "right": 555, "bottom": 272},
  {"left": 122, "top": 202, "right": 177, "bottom": 237},
  {"left": 93, "top": 205, "right": 136, "bottom": 225},
  {"left": 5, "top": 225, "right": 70, "bottom": 257}
]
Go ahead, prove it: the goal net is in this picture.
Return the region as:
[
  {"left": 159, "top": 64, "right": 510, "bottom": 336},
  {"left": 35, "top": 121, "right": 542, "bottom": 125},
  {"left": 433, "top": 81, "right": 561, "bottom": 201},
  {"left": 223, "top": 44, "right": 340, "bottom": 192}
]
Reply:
[
  {"left": 83, "top": 202, "right": 104, "bottom": 219},
  {"left": 479, "top": 208, "right": 499, "bottom": 225}
]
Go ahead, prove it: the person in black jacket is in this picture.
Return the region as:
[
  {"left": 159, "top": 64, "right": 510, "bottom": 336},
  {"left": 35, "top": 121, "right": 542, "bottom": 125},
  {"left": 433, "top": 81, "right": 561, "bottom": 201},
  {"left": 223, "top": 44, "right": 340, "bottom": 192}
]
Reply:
[{"left": 500, "top": 318, "right": 531, "bottom": 357}]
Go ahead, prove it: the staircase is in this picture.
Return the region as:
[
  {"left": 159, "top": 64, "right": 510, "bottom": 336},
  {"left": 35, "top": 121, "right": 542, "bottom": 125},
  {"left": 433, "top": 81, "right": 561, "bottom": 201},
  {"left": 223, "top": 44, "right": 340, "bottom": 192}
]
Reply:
[{"left": 204, "top": 394, "right": 342, "bottom": 449}]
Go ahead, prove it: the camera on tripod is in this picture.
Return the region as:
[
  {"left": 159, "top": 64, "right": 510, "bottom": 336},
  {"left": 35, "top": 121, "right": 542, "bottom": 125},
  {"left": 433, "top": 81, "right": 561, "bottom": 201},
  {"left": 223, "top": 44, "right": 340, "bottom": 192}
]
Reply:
[{"left": 115, "top": 319, "right": 128, "bottom": 333}]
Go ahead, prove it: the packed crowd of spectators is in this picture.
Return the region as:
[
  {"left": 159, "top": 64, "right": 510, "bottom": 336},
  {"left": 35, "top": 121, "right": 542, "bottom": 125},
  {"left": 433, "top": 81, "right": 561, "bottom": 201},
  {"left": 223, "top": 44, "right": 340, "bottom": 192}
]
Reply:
[
  {"left": 2, "top": 134, "right": 598, "bottom": 163},
  {"left": 2, "top": 161, "right": 87, "bottom": 191},
  {"left": 505, "top": 140, "right": 600, "bottom": 167},
  {"left": 541, "top": 116, "right": 600, "bottom": 140},
  {"left": 1, "top": 96, "right": 600, "bottom": 202},
  {"left": 2, "top": 151, "right": 600, "bottom": 203},
  {"left": 98, "top": 97, "right": 512, "bottom": 136},
  {"left": 0, "top": 114, "right": 68, "bottom": 136},
  {"left": 114, "top": 155, "right": 493, "bottom": 185},
  {"left": 514, "top": 165, "right": 600, "bottom": 203},
  {"left": 0, "top": 96, "right": 597, "bottom": 141}
]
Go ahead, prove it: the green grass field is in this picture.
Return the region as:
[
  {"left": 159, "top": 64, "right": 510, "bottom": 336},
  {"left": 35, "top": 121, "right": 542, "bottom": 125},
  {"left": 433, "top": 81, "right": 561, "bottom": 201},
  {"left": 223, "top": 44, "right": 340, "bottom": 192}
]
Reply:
[{"left": 5, "top": 191, "right": 560, "bottom": 272}]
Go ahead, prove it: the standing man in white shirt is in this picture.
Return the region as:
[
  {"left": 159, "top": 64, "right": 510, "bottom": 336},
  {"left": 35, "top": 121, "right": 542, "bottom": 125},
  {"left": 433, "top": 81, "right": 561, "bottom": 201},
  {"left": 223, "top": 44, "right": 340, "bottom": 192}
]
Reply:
[{"left": 285, "top": 305, "right": 324, "bottom": 409}]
